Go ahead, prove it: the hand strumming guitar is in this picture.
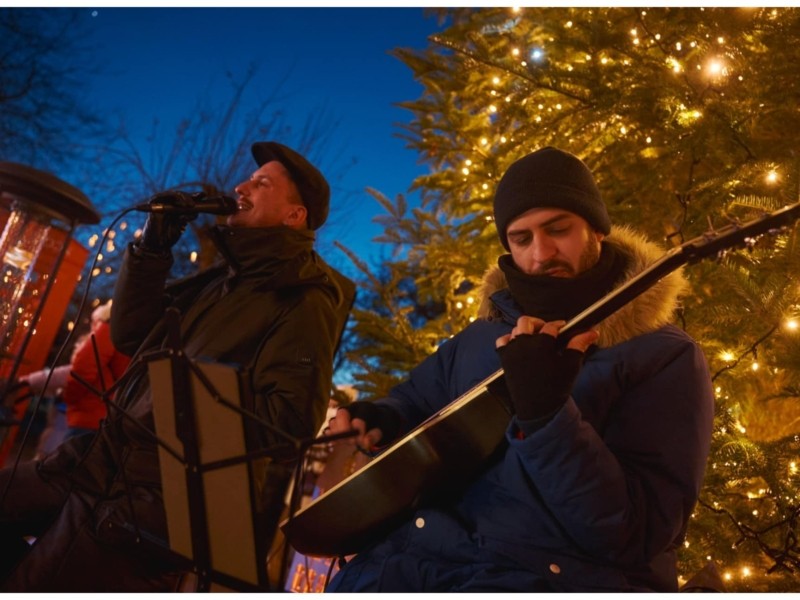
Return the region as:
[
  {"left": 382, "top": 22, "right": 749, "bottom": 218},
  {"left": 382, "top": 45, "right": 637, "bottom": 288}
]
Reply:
[{"left": 328, "top": 401, "right": 403, "bottom": 455}]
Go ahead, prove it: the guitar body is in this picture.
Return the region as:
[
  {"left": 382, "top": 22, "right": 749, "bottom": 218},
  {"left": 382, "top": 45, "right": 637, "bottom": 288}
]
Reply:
[{"left": 281, "top": 372, "right": 512, "bottom": 557}]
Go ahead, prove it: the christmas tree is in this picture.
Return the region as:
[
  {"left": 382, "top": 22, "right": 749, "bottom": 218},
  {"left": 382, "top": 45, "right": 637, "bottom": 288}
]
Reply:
[{"left": 343, "top": 7, "right": 800, "bottom": 592}]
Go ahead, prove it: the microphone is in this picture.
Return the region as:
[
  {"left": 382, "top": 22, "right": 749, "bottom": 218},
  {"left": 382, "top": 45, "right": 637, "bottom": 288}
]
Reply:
[{"left": 135, "top": 192, "right": 238, "bottom": 216}]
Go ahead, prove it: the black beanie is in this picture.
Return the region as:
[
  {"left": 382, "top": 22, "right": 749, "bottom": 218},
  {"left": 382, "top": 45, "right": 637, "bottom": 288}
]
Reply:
[{"left": 493, "top": 147, "right": 611, "bottom": 250}]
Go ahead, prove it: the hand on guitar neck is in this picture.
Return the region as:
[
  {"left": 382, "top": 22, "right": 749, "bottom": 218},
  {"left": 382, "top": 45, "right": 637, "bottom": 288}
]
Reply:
[{"left": 496, "top": 316, "right": 599, "bottom": 435}]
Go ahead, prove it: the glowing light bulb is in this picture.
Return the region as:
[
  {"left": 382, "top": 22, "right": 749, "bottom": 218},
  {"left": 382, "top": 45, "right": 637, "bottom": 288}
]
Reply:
[
  {"left": 751, "top": 362, "right": 759, "bottom": 372},
  {"left": 786, "top": 319, "right": 799, "bottom": 331},
  {"left": 511, "top": 48, "right": 520, "bottom": 57},
  {"left": 766, "top": 170, "right": 779, "bottom": 184},
  {"left": 720, "top": 351, "right": 734, "bottom": 362},
  {"left": 706, "top": 59, "right": 725, "bottom": 76}
]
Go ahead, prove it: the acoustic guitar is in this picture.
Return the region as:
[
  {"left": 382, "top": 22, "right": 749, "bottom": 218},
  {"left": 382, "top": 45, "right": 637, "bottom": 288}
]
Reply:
[{"left": 281, "top": 201, "right": 800, "bottom": 558}]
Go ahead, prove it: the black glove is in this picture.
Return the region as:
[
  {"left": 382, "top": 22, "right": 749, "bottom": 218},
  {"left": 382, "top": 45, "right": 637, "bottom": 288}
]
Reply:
[
  {"left": 136, "top": 191, "right": 198, "bottom": 255},
  {"left": 342, "top": 401, "right": 403, "bottom": 446},
  {"left": 497, "top": 333, "right": 585, "bottom": 433}
]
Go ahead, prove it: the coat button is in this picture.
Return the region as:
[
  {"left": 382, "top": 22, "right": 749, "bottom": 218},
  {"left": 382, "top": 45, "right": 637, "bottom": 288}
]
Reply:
[
  {"left": 415, "top": 517, "right": 425, "bottom": 529},
  {"left": 549, "top": 563, "right": 561, "bottom": 574}
]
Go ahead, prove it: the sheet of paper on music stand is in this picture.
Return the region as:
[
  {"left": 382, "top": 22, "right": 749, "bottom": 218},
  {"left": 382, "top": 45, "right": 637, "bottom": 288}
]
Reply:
[{"left": 150, "top": 358, "right": 259, "bottom": 586}]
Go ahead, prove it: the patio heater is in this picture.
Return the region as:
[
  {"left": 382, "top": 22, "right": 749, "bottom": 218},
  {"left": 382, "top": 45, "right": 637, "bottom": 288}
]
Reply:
[{"left": 0, "top": 161, "right": 99, "bottom": 461}]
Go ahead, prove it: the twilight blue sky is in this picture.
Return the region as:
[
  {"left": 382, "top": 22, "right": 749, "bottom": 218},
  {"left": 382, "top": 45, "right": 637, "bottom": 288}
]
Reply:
[{"left": 74, "top": 6, "right": 446, "bottom": 272}]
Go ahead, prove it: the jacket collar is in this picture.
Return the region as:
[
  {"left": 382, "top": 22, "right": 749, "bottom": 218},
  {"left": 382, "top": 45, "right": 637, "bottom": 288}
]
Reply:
[{"left": 477, "top": 226, "right": 688, "bottom": 348}]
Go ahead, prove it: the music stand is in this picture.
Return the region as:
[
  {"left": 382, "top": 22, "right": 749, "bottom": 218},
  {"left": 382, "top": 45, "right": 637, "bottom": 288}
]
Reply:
[{"left": 140, "top": 308, "right": 351, "bottom": 591}]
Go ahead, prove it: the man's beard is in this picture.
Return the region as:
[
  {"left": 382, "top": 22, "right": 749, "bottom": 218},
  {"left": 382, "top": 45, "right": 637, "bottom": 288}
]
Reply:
[{"left": 532, "top": 240, "right": 602, "bottom": 277}]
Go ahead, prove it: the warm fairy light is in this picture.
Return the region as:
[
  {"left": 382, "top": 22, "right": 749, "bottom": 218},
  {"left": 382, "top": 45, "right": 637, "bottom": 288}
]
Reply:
[
  {"left": 511, "top": 48, "right": 520, "bottom": 56},
  {"left": 750, "top": 362, "right": 759, "bottom": 372},
  {"left": 489, "top": 105, "right": 497, "bottom": 113},
  {"left": 119, "top": 222, "right": 128, "bottom": 230},
  {"left": 720, "top": 351, "right": 735, "bottom": 362},
  {"left": 786, "top": 318, "right": 799, "bottom": 331},
  {"left": 766, "top": 170, "right": 779, "bottom": 184},
  {"left": 456, "top": 301, "right": 464, "bottom": 309},
  {"left": 646, "top": 136, "right": 652, "bottom": 143},
  {"left": 462, "top": 167, "right": 470, "bottom": 175},
  {"left": 482, "top": 183, "right": 489, "bottom": 190},
  {"left": 67, "top": 321, "right": 74, "bottom": 331},
  {"left": 668, "top": 57, "right": 683, "bottom": 72},
  {"left": 742, "top": 567, "right": 751, "bottom": 578},
  {"left": 724, "top": 572, "right": 733, "bottom": 581},
  {"left": 492, "top": 76, "right": 500, "bottom": 85},
  {"left": 790, "top": 461, "right": 798, "bottom": 474},
  {"left": 706, "top": 58, "right": 726, "bottom": 77},
  {"left": 190, "top": 251, "right": 198, "bottom": 263},
  {"left": 620, "top": 126, "right": 627, "bottom": 135},
  {"left": 467, "top": 296, "right": 474, "bottom": 304},
  {"left": 500, "top": 136, "right": 507, "bottom": 143},
  {"left": 480, "top": 138, "right": 488, "bottom": 146},
  {"left": 565, "top": 20, "right": 573, "bottom": 28},
  {"left": 676, "top": 42, "right": 682, "bottom": 51},
  {"left": 465, "top": 159, "right": 473, "bottom": 166},
  {"left": 718, "top": 36, "right": 725, "bottom": 44}
]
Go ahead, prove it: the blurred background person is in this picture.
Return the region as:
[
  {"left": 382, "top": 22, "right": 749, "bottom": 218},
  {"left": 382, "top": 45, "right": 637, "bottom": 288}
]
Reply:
[{"left": 60, "top": 300, "right": 130, "bottom": 441}]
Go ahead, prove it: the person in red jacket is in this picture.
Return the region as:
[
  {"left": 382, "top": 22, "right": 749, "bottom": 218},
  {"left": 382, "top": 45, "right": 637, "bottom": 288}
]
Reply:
[{"left": 61, "top": 301, "right": 130, "bottom": 439}]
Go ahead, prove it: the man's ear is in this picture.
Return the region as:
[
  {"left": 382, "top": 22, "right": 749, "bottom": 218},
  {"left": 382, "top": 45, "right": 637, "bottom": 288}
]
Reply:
[{"left": 284, "top": 205, "right": 308, "bottom": 228}]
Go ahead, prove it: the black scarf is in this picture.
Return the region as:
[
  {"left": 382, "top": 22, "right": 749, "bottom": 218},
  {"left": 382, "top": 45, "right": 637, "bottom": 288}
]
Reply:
[{"left": 498, "top": 242, "right": 629, "bottom": 321}]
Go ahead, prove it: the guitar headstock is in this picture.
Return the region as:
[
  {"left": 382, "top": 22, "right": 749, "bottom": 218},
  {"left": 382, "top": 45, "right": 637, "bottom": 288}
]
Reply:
[{"left": 678, "top": 201, "right": 800, "bottom": 264}]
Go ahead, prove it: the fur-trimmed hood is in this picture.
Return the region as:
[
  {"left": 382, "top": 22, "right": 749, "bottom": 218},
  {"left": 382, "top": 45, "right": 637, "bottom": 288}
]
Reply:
[{"left": 476, "top": 226, "right": 688, "bottom": 348}]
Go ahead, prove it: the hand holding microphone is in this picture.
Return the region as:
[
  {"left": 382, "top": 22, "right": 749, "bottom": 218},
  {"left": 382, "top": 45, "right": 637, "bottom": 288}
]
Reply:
[{"left": 135, "top": 191, "right": 236, "bottom": 256}]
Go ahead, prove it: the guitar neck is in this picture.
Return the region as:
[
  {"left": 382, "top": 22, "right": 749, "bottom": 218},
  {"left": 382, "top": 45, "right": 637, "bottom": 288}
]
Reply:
[{"left": 559, "top": 249, "right": 684, "bottom": 340}]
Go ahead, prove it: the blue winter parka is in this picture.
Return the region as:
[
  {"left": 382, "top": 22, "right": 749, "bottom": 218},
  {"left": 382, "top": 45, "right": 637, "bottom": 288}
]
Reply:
[{"left": 332, "top": 226, "right": 715, "bottom": 593}]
